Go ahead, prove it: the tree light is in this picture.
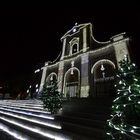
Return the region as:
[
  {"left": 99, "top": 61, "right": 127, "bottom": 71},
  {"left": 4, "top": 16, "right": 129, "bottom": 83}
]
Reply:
[
  {"left": 130, "top": 129, "right": 134, "bottom": 133},
  {"left": 119, "top": 80, "right": 122, "bottom": 84}
]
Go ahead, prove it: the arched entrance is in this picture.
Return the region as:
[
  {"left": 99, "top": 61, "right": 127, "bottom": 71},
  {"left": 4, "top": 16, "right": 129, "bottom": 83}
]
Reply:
[
  {"left": 63, "top": 68, "right": 80, "bottom": 98},
  {"left": 46, "top": 73, "right": 57, "bottom": 86},
  {"left": 91, "top": 59, "right": 115, "bottom": 97}
]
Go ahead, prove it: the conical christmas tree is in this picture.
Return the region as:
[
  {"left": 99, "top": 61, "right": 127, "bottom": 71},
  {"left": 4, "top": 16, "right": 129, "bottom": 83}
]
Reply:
[
  {"left": 41, "top": 80, "right": 63, "bottom": 114},
  {"left": 106, "top": 56, "right": 140, "bottom": 139}
]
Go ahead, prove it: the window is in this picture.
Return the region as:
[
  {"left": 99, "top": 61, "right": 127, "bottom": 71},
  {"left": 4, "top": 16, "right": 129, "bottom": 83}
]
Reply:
[
  {"left": 72, "top": 44, "right": 78, "bottom": 54},
  {"left": 69, "top": 37, "right": 79, "bottom": 56}
]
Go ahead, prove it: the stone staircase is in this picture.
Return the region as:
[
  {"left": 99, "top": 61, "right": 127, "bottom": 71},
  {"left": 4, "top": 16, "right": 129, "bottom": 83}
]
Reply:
[
  {"left": 55, "top": 97, "right": 114, "bottom": 140},
  {"left": 0, "top": 97, "right": 114, "bottom": 140},
  {"left": 0, "top": 100, "right": 72, "bottom": 140}
]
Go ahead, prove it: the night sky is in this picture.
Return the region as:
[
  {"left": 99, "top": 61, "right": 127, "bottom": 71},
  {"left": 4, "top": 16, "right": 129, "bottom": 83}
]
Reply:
[{"left": 0, "top": 6, "right": 140, "bottom": 93}]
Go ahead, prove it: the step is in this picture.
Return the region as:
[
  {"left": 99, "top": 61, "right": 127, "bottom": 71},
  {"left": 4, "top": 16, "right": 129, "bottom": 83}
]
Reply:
[
  {"left": 63, "top": 97, "right": 114, "bottom": 106},
  {"left": 0, "top": 122, "right": 33, "bottom": 140},
  {"left": 0, "top": 108, "right": 60, "bottom": 129},
  {"left": 0, "top": 103, "right": 44, "bottom": 110},
  {"left": 55, "top": 115, "right": 105, "bottom": 129},
  {"left": 0, "top": 110, "right": 96, "bottom": 140},
  {"left": 0, "top": 100, "right": 43, "bottom": 107},
  {"left": 60, "top": 112, "right": 109, "bottom": 121},
  {"left": 0, "top": 116, "right": 53, "bottom": 140},
  {"left": 0, "top": 112, "right": 71, "bottom": 140},
  {"left": 62, "top": 105, "right": 111, "bottom": 114},
  {"left": 0, "top": 104, "right": 51, "bottom": 116},
  {"left": 61, "top": 121, "right": 106, "bottom": 139}
]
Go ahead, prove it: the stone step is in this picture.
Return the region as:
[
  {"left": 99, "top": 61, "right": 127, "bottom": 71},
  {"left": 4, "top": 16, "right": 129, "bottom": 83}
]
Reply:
[
  {"left": 0, "top": 105, "right": 53, "bottom": 119},
  {"left": 55, "top": 114, "right": 105, "bottom": 129},
  {"left": 0, "top": 107, "right": 60, "bottom": 129},
  {"left": 0, "top": 99, "right": 43, "bottom": 106},
  {"left": 0, "top": 108, "right": 97, "bottom": 140},
  {"left": 60, "top": 112, "right": 109, "bottom": 121},
  {"left": 0, "top": 122, "right": 33, "bottom": 140},
  {"left": 0, "top": 111, "right": 71, "bottom": 140},
  {"left": 0, "top": 98, "right": 113, "bottom": 140},
  {"left": 61, "top": 121, "right": 106, "bottom": 139},
  {"left": 63, "top": 97, "right": 114, "bottom": 106},
  {"left": 0, "top": 103, "right": 43, "bottom": 110},
  {"left": 63, "top": 104, "right": 111, "bottom": 114},
  {"left": 0, "top": 116, "right": 53, "bottom": 140}
]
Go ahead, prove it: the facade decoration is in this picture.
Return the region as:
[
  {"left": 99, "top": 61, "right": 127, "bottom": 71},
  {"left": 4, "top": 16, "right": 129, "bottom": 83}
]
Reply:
[{"left": 38, "top": 23, "right": 130, "bottom": 98}]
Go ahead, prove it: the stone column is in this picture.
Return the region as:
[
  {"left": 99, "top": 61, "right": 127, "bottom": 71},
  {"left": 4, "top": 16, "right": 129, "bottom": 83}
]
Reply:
[
  {"left": 60, "top": 38, "right": 66, "bottom": 60},
  {"left": 38, "top": 63, "right": 48, "bottom": 93},
  {"left": 83, "top": 28, "right": 87, "bottom": 52},
  {"left": 80, "top": 53, "right": 89, "bottom": 97},
  {"left": 57, "top": 61, "right": 64, "bottom": 93}
]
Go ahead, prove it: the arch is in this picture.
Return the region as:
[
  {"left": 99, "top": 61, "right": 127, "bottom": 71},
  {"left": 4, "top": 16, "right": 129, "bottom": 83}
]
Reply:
[
  {"left": 91, "top": 59, "right": 116, "bottom": 97},
  {"left": 63, "top": 67, "right": 80, "bottom": 98},
  {"left": 46, "top": 72, "right": 57, "bottom": 86},
  {"left": 91, "top": 59, "right": 115, "bottom": 74}
]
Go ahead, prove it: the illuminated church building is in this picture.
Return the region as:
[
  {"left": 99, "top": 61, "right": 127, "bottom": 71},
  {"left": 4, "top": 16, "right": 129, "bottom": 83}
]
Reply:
[{"left": 38, "top": 23, "right": 130, "bottom": 98}]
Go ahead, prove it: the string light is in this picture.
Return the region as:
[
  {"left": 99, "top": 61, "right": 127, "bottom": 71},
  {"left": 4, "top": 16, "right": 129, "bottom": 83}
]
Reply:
[
  {"left": 106, "top": 58, "right": 140, "bottom": 139},
  {"left": 119, "top": 80, "right": 122, "bottom": 84}
]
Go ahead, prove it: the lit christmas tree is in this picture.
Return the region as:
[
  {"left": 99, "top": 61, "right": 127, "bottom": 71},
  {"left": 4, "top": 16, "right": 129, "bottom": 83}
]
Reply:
[
  {"left": 106, "top": 56, "right": 140, "bottom": 139},
  {"left": 41, "top": 80, "right": 63, "bottom": 114}
]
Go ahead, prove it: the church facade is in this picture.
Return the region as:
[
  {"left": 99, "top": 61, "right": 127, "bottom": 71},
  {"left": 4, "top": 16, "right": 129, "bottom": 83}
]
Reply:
[{"left": 38, "top": 23, "right": 130, "bottom": 98}]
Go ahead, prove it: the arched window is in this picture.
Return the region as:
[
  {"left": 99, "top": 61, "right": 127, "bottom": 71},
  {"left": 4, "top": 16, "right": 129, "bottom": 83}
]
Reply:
[
  {"left": 46, "top": 73, "right": 57, "bottom": 86},
  {"left": 69, "top": 37, "right": 79, "bottom": 55},
  {"left": 72, "top": 44, "right": 78, "bottom": 54}
]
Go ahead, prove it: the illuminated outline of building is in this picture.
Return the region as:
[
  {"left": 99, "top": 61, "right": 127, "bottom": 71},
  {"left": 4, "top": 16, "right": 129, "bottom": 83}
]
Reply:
[{"left": 39, "top": 23, "right": 130, "bottom": 98}]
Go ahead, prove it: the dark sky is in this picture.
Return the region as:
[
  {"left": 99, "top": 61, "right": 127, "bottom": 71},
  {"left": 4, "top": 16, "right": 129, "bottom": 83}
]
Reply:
[{"left": 0, "top": 6, "right": 140, "bottom": 91}]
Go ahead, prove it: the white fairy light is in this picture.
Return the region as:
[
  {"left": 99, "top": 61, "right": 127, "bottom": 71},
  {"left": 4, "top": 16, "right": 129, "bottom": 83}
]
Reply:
[
  {"left": 0, "top": 107, "right": 54, "bottom": 120},
  {"left": 113, "top": 97, "right": 119, "bottom": 102},
  {"left": 128, "top": 97, "right": 131, "bottom": 101},
  {"left": 134, "top": 78, "right": 138, "bottom": 82},
  {"left": 73, "top": 28, "right": 76, "bottom": 32},
  {"left": 119, "top": 80, "right": 122, "bottom": 84},
  {"left": 0, "top": 116, "right": 66, "bottom": 140},
  {"left": 0, "top": 110, "right": 61, "bottom": 129},
  {"left": 116, "top": 105, "right": 119, "bottom": 109},
  {"left": 106, "top": 132, "right": 111, "bottom": 135},
  {"left": 34, "top": 69, "right": 40, "bottom": 73},
  {"left": 0, "top": 105, "right": 53, "bottom": 118},
  {"left": 132, "top": 63, "right": 136, "bottom": 66},
  {"left": 130, "top": 129, "right": 134, "bottom": 133},
  {"left": 133, "top": 126, "right": 137, "bottom": 129},
  {"left": 36, "top": 88, "right": 39, "bottom": 92},
  {"left": 128, "top": 86, "right": 131, "bottom": 93},
  {"left": 0, "top": 123, "right": 27, "bottom": 140}
]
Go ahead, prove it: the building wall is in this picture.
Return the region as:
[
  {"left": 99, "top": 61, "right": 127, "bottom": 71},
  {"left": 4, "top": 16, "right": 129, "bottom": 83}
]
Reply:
[{"left": 39, "top": 23, "right": 130, "bottom": 98}]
